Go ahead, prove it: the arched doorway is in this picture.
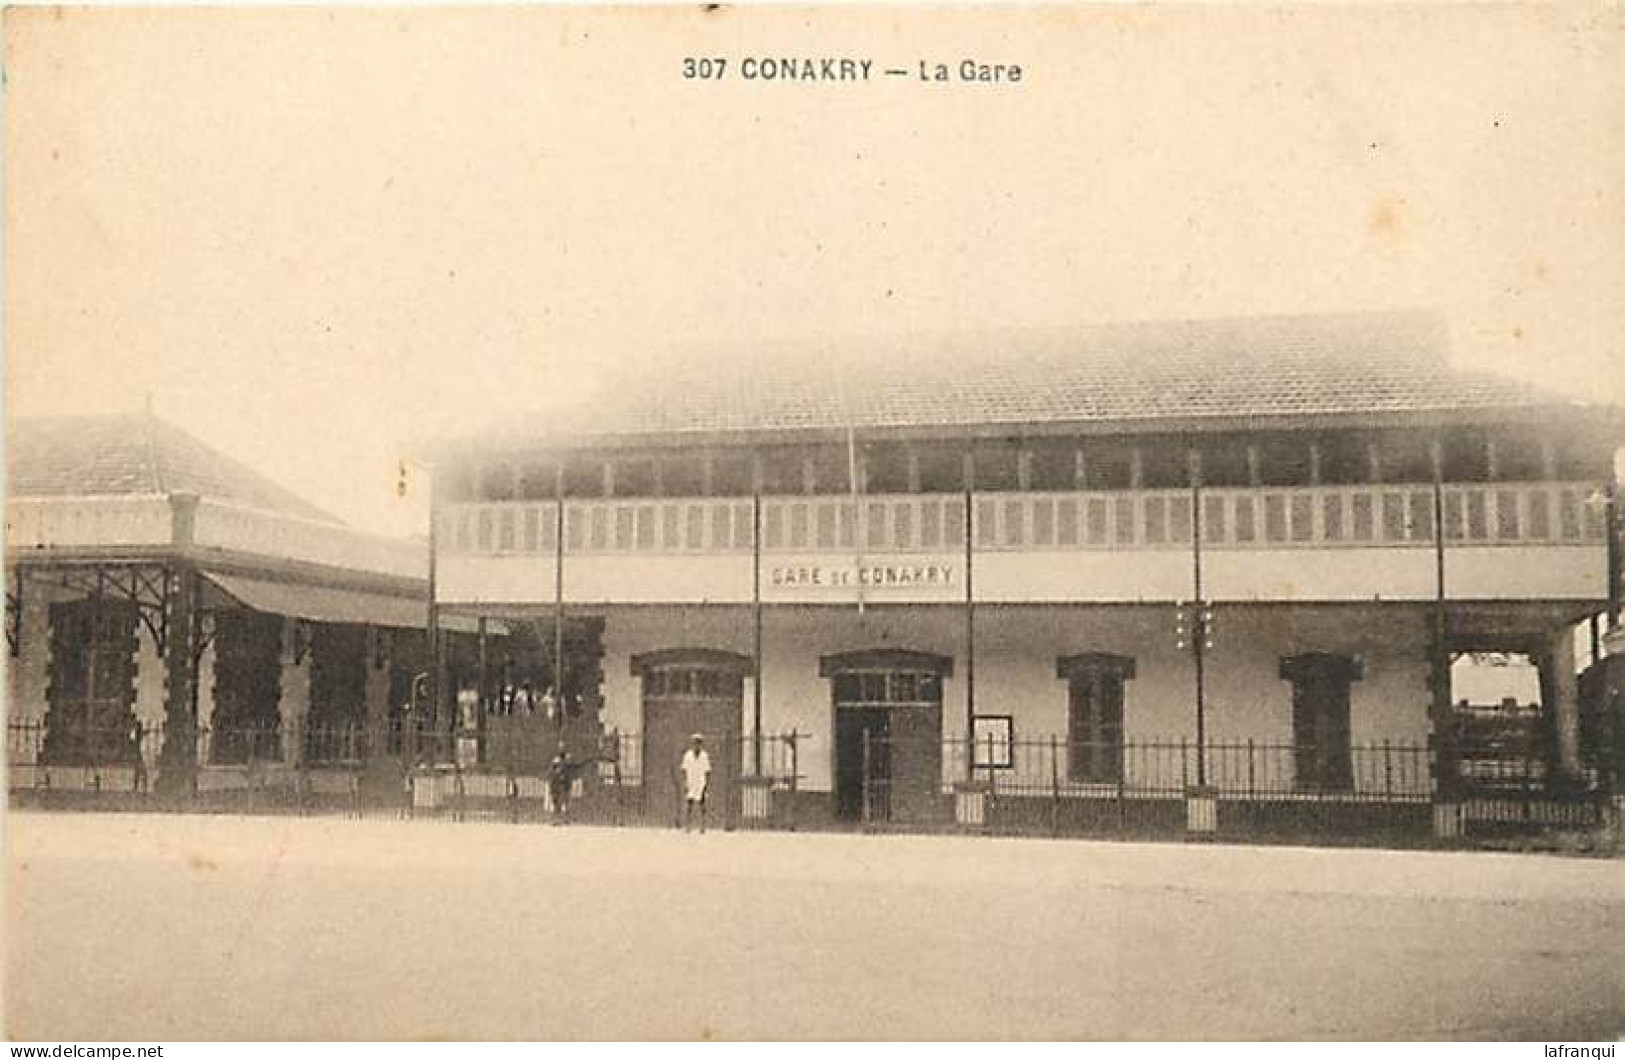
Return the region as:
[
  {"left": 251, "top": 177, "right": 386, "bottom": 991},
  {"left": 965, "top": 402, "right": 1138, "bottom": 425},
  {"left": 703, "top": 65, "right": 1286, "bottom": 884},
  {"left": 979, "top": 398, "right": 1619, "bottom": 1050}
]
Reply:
[
  {"left": 631, "top": 648, "right": 749, "bottom": 826},
  {"left": 821, "top": 649, "right": 952, "bottom": 824}
]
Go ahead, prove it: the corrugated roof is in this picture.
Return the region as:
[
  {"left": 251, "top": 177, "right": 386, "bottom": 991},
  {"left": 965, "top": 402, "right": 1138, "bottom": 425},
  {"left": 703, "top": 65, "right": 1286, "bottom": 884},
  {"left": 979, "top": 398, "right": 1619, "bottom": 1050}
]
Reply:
[
  {"left": 6, "top": 412, "right": 339, "bottom": 524},
  {"left": 456, "top": 311, "right": 1586, "bottom": 449}
]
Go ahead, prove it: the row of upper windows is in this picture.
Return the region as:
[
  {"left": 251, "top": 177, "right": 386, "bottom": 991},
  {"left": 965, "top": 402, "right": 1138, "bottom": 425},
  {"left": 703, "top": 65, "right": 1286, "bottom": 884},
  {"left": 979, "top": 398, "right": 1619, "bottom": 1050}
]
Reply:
[
  {"left": 445, "top": 429, "right": 1611, "bottom": 503},
  {"left": 637, "top": 666, "right": 944, "bottom": 704}
]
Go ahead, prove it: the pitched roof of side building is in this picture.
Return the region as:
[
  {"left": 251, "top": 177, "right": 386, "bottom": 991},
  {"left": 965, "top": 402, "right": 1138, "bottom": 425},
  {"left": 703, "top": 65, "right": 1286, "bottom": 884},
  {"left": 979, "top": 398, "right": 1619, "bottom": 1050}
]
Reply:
[{"left": 6, "top": 412, "right": 340, "bottom": 524}]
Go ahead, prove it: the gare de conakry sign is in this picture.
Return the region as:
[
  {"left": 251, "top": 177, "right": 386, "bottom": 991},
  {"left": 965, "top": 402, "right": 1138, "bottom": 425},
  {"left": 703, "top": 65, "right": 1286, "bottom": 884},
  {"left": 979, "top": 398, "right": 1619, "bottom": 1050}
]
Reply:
[{"left": 762, "top": 556, "right": 961, "bottom": 602}]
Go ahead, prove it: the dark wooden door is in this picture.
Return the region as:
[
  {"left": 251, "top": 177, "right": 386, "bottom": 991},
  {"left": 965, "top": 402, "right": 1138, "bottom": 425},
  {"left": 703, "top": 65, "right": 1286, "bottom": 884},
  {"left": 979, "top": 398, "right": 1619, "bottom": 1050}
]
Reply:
[
  {"left": 209, "top": 611, "right": 283, "bottom": 763},
  {"left": 834, "top": 706, "right": 890, "bottom": 821},
  {"left": 1068, "top": 670, "right": 1125, "bottom": 784},
  {"left": 831, "top": 667, "right": 943, "bottom": 823},
  {"left": 1291, "top": 668, "right": 1353, "bottom": 792},
  {"left": 641, "top": 668, "right": 741, "bottom": 826},
  {"left": 43, "top": 599, "right": 140, "bottom": 765},
  {"left": 307, "top": 623, "right": 368, "bottom": 763}
]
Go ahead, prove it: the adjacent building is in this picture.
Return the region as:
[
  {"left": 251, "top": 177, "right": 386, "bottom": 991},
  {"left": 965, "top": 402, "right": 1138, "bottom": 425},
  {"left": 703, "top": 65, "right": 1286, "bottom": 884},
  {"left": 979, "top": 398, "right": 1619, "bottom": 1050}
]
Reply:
[{"left": 5, "top": 412, "right": 439, "bottom": 799}]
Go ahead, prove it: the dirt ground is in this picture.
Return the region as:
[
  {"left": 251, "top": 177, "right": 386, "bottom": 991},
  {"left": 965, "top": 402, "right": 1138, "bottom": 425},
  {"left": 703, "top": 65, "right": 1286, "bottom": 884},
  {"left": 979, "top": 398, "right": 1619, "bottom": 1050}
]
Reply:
[{"left": 5, "top": 812, "right": 1621, "bottom": 1040}]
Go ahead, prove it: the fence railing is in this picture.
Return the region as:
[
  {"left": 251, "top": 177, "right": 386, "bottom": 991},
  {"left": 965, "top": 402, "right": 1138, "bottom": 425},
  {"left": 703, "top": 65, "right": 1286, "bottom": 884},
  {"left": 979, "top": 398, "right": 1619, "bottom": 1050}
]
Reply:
[
  {"left": 3, "top": 719, "right": 804, "bottom": 790},
  {"left": 9, "top": 720, "right": 1611, "bottom": 811},
  {"left": 937, "top": 735, "right": 1436, "bottom": 801}
]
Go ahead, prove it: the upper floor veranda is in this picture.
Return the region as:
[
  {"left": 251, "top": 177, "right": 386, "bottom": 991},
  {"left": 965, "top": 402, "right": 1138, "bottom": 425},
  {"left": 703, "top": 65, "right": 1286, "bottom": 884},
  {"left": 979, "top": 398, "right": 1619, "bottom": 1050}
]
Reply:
[
  {"left": 434, "top": 424, "right": 1618, "bottom": 607},
  {"left": 425, "top": 313, "right": 1624, "bottom": 608}
]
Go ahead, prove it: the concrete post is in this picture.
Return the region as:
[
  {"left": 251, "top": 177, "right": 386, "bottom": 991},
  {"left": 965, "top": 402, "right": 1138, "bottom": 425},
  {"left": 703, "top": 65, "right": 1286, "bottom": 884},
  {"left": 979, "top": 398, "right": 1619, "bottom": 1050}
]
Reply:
[
  {"left": 1432, "top": 801, "right": 1465, "bottom": 840},
  {"left": 1185, "top": 788, "right": 1219, "bottom": 835}
]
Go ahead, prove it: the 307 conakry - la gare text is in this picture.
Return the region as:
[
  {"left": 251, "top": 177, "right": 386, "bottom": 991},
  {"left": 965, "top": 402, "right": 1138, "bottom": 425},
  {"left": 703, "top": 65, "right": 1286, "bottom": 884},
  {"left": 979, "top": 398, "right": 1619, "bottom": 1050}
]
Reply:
[{"left": 682, "top": 57, "right": 1023, "bottom": 82}]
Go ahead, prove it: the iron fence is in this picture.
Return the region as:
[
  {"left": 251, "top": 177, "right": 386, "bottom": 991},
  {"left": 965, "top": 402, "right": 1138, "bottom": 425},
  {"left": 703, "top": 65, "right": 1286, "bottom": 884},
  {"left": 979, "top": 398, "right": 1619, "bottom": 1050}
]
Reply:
[
  {"left": 942, "top": 734, "right": 1434, "bottom": 801},
  {"left": 7, "top": 718, "right": 1615, "bottom": 842}
]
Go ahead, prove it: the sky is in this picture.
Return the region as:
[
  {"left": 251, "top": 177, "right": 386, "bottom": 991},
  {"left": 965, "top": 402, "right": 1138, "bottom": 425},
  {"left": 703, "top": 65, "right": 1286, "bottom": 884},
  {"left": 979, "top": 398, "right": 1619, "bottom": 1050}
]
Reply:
[{"left": 6, "top": 4, "right": 1624, "bottom": 537}]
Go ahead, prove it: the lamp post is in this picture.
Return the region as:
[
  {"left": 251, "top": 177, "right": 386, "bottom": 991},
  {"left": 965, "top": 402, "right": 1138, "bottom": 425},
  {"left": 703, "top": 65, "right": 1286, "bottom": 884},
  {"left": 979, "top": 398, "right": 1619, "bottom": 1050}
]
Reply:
[
  {"left": 964, "top": 446, "right": 977, "bottom": 782},
  {"left": 1187, "top": 448, "right": 1208, "bottom": 790},
  {"left": 553, "top": 460, "right": 566, "bottom": 740},
  {"left": 751, "top": 456, "right": 763, "bottom": 777},
  {"left": 397, "top": 457, "right": 441, "bottom": 761},
  {"left": 1430, "top": 438, "right": 1456, "bottom": 806},
  {"left": 1585, "top": 482, "right": 1619, "bottom": 632},
  {"left": 1609, "top": 482, "right": 1620, "bottom": 632}
]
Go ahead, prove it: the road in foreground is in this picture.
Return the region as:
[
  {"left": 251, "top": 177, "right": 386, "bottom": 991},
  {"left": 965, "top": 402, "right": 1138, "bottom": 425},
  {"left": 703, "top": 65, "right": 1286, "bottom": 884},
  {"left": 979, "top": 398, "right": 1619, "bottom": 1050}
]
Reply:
[{"left": 6, "top": 812, "right": 1621, "bottom": 1040}]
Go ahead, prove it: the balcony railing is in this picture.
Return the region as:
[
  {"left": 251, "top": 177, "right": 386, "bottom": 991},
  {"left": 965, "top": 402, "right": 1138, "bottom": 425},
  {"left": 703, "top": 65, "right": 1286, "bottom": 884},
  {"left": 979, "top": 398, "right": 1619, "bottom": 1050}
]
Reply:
[{"left": 440, "top": 480, "right": 1607, "bottom": 557}]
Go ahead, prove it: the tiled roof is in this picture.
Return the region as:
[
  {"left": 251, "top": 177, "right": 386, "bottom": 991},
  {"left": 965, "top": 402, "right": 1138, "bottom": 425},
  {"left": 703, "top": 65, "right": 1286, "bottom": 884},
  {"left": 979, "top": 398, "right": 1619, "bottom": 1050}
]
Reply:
[
  {"left": 464, "top": 312, "right": 1588, "bottom": 448},
  {"left": 6, "top": 413, "right": 339, "bottom": 524}
]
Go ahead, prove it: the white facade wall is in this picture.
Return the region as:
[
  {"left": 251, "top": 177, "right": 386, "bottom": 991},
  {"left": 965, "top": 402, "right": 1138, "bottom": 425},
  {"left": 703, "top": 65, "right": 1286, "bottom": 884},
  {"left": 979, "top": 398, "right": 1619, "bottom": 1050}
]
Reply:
[{"left": 596, "top": 603, "right": 1434, "bottom": 795}]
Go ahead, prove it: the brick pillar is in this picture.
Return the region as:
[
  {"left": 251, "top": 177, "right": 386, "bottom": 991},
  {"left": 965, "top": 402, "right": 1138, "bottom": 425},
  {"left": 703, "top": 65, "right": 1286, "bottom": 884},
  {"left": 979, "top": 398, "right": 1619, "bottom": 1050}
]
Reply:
[{"left": 155, "top": 563, "right": 200, "bottom": 797}]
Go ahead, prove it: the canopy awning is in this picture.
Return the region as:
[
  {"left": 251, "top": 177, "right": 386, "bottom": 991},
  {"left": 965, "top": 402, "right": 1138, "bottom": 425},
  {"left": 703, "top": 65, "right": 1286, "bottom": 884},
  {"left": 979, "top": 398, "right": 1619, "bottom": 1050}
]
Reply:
[
  {"left": 205, "top": 572, "right": 426, "bottom": 628},
  {"left": 203, "top": 572, "right": 501, "bottom": 634}
]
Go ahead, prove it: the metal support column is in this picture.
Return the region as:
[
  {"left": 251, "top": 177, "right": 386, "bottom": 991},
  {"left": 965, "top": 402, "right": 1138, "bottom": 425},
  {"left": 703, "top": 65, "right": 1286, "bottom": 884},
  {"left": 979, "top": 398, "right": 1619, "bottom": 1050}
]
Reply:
[
  {"left": 1606, "top": 478, "right": 1620, "bottom": 631},
  {"left": 1430, "top": 439, "right": 1460, "bottom": 810},
  {"left": 554, "top": 460, "right": 567, "bottom": 730},
  {"left": 1189, "top": 448, "right": 1207, "bottom": 789},
  {"left": 963, "top": 448, "right": 976, "bottom": 781},
  {"left": 476, "top": 615, "right": 488, "bottom": 765},
  {"left": 427, "top": 463, "right": 444, "bottom": 757},
  {"left": 752, "top": 480, "right": 764, "bottom": 776}
]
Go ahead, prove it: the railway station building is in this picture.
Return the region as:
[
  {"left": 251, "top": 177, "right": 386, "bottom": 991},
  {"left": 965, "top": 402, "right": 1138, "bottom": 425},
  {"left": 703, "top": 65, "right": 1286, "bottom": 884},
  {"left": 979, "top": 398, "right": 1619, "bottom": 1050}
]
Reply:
[{"left": 426, "top": 314, "right": 1623, "bottom": 837}]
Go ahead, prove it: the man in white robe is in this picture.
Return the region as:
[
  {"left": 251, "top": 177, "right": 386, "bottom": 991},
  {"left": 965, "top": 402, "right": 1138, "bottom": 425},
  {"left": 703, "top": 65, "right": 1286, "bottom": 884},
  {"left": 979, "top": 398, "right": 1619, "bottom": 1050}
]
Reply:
[{"left": 679, "top": 733, "right": 712, "bottom": 833}]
